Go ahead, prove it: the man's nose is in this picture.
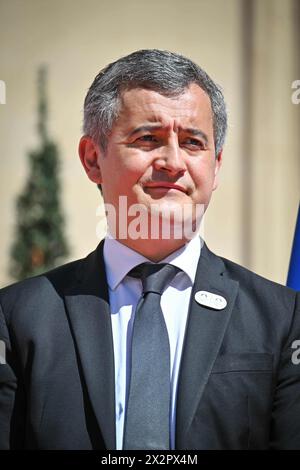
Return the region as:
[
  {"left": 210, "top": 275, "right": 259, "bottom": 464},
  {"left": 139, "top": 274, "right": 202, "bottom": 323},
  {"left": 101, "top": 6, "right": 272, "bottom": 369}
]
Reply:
[{"left": 153, "top": 140, "right": 186, "bottom": 176}]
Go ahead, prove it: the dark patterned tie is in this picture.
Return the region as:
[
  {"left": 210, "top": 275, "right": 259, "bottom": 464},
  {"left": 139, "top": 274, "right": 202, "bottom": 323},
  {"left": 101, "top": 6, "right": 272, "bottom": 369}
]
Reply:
[{"left": 123, "top": 262, "right": 179, "bottom": 450}]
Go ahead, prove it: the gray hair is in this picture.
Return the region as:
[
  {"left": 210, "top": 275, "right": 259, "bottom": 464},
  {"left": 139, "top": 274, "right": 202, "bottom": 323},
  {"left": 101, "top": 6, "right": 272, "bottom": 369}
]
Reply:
[{"left": 83, "top": 49, "right": 227, "bottom": 156}]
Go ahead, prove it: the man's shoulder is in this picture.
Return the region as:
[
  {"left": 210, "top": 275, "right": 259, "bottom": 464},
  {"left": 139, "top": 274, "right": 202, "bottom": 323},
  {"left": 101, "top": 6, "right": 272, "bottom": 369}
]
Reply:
[
  {"left": 0, "top": 255, "right": 88, "bottom": 315},
  {"left": 201, "top": 243, "right": 297, "bottom": 300},
  {"left": 2, "top": 258, "right": 81, "bottom": 291},
  {"left": 216, "top": 250, "right": 298, "bottom": 302}
]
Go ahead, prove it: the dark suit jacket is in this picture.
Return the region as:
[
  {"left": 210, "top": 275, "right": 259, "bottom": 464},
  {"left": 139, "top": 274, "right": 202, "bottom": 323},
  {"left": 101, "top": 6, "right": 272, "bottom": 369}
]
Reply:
[{"left": 0, "top": 242, "right": 300, "bottom": 449}]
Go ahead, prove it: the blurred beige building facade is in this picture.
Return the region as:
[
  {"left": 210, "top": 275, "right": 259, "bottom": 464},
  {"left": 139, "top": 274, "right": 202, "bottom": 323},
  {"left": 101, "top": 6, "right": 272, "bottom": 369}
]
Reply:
[{"left": 0, "top": 0, "right": 299, "bottom": 287}]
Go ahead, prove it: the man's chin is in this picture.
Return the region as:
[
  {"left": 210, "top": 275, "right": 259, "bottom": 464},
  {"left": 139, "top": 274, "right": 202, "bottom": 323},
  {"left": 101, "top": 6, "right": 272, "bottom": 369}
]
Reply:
[
  {"left": 104, "top": 195, "right": 205, "bottom": 241},
  {"left": 144, "top": 202, "right": 204, "bottom": 241}
]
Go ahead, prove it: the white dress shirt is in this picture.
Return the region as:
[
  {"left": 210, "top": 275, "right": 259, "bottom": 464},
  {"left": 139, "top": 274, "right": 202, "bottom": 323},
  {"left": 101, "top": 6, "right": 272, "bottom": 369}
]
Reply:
[{"left": 103, "top": 235, "right": 201, "bottom": 450}]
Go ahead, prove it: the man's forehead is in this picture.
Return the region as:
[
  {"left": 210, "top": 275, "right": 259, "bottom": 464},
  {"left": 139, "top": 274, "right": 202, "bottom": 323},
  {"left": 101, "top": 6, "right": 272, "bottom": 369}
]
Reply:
[
  {"left": 120, "top": 83, "right": 210, "bottom": 105},
  {"left": 117, "top": 84, "right": 213, "bottom": 124}
]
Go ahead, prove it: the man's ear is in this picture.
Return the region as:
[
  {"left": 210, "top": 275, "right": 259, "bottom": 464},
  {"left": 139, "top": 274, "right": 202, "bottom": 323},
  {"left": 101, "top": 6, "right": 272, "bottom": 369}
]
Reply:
[
  {"left": 212, "top": 149, "right": 223, "bottom": 191},
  {"left": 78, "top": 135, "right": 103, "bottom": 184}
]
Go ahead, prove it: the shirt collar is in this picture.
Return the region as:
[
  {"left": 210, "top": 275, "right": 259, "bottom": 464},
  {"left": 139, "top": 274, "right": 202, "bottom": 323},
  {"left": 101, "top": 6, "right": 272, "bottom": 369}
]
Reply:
[{"left": 103, "top": 235, "right": 201, "bottom": 291}]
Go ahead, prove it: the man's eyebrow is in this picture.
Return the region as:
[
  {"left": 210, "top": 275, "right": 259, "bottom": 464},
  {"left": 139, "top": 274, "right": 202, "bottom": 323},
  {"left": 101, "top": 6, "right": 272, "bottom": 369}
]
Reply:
[
  {"left": 183, "top": 128, "right": 208, "bottom": 145},
  {"left": 128, "top": 125, "right": 209, "bottom": 144},
  {"left": 128, "top": 125, "right": 163, "bottom": 137}
]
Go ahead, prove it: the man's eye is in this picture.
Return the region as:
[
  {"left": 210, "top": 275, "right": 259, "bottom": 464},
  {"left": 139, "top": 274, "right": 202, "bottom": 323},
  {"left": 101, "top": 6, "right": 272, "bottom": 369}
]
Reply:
[
  {"left": 184, "top": 138, "right": 204, "bottom": 147},
  {"left": 137, "top": 135, "right": 157, "bottom": 142}
]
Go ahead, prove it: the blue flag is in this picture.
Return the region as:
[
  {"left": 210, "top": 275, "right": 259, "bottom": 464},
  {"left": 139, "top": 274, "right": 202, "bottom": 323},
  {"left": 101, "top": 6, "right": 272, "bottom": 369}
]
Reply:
[{"left": 287, "top": 203, "right": 300, "bottom": 290}]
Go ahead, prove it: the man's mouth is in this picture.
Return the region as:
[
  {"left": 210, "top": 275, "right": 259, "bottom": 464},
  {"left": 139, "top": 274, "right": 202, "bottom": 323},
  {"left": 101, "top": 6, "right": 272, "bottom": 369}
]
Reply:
[{"left": 144, "top": 182, "right": 188, "bottom": 194}]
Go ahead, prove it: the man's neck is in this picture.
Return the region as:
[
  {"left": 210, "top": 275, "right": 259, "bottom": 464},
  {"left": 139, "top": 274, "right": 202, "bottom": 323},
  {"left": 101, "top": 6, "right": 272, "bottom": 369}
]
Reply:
[{"left": 114, "top": 237, "right": 189, "bottom": 262}]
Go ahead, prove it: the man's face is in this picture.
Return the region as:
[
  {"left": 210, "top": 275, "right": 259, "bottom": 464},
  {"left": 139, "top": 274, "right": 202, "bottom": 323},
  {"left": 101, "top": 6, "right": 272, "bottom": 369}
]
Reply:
[{"left": 82, "top": 83, "right": 222, "bottom": 239}]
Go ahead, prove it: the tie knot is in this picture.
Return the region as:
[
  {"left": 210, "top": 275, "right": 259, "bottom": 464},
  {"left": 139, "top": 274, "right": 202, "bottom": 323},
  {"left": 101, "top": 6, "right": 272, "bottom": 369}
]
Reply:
[{"left": 129, "top": 262, "right": 179, "bottom": 295}]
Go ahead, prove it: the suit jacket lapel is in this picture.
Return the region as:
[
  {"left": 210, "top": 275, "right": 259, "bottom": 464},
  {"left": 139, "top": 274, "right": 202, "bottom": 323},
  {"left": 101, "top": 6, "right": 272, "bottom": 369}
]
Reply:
[
  {"left": 64, "top": 241, "right": 116, "bottom": 450},
  {"left": 176, "top": 243, "right": 239, "bottom": 449}
]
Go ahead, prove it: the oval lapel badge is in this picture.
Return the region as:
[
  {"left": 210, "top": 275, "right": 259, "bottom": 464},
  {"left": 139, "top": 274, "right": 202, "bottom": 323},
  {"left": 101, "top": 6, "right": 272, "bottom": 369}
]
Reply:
[{"left": 194, "top": 290, "right": 227, "bottom": 310}]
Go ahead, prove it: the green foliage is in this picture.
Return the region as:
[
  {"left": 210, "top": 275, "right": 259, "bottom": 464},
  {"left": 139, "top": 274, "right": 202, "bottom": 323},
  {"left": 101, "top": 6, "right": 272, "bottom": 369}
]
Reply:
[{"left": 10, "top": 66, "right": 69, "bottom": 280}]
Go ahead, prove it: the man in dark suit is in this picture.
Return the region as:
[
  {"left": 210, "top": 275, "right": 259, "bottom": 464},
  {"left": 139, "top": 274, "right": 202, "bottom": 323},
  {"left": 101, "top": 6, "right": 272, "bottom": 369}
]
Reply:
[{"left": 0, "top": 49, "right": 300, "bottom": 450}]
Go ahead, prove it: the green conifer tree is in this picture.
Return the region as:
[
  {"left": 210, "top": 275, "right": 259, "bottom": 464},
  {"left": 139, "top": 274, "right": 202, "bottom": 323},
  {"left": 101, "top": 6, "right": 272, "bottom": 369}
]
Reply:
[{"left": 10, "top": 66, "right": 69, "bottom": 280}]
